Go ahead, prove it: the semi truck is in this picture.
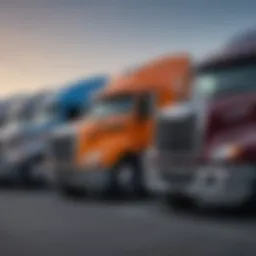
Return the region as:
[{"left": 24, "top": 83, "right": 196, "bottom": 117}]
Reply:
[
  {"left": 0, "top": 92, "right": 50, "bottom": 185},
  {"left": 49, "top": 53, "right": 193, "bottom": 198},
  {"left": 0, "top": 95, "right": 28, "bottom": 131},
  {"left": 0, "top": 75, "right": 108, "bottom": 186},
  {"left": 146, "top": 28, "right": 256, "bottom": 210}
]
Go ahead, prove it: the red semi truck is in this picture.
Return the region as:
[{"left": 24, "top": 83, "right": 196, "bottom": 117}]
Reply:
[{"left": 145, "top": 29, "right": 256, "bottom": 210}]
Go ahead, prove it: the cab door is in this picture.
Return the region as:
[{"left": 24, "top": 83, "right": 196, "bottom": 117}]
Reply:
[{"left": 133, "top": 92, "right": 156, "bottom": 151}]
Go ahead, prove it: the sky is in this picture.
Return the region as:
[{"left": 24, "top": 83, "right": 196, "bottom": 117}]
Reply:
[{"left": 0, "top": 0, "right": 255, "bottom": 97}]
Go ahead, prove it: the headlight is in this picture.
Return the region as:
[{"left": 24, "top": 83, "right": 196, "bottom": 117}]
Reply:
[
  {"left": 210, "top": 144, "right": 241, "bottom": 161},
  {"left": 83, "top": 151, "right": 102, "bottom": 166}
]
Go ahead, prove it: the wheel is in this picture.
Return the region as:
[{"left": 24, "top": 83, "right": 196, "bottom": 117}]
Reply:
[
  {"left": 106, "top": 155, "right": 148, "bottom": 199},
  {"left": 239, "top": 172, "right": 256, "bottom": 213},
  {"left": 18, "top": 161, "right": 36, "bottom": 187},
  {"left": 18, "top": 165, "right": 43, "bottom": 188}
]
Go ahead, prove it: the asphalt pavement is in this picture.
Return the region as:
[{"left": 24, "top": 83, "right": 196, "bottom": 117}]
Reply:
[{"left": 0, "top": 188, "right": 256, "bottom": 256}]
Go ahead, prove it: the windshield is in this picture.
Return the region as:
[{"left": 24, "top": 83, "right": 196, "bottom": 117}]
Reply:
[
  {"left": 3, "top": 102, "right": 33, "bottom": 128},
  {"left": 31, "top": 102, "right": 58, "bottom": 126},
  {"left": 194, "top": 63, "right": 256, "bottom": 100},
  {"left": 88, "top": 94, "right": 135, "bottom": 119}
]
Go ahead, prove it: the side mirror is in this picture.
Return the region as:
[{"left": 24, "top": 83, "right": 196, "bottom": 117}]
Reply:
[{"left": 137, "top": 93, "right": 155, "bottom": 121}]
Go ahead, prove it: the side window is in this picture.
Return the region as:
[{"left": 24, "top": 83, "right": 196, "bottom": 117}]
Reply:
[
  {"left": 65, "top": 106, "right": 82, "bottom": 122},
  {"left": 137, "top": 93, "right": 155, "bottom": 120}
]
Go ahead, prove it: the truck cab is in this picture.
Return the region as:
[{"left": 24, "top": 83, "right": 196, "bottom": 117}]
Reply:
[
  {"left": 3, "top": 75, "right": 108, "bottom": 187},
  {"left": 0, "top": 93, "right": 48, "bottom": 184},
  {"left": 50, "top": 54, "right": 192, "bottom": 198},
  {"left": 147, "top": 29, "right": 256, "bottom": 209}
]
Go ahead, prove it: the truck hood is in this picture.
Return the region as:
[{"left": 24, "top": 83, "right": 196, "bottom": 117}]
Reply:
[
  {"left": 51, "top": 120, "right": 82, "bottom": 139},
  {"left": 76, "top": 114, "right": 133, "bottom": 166},
  {"left": 79, "top": 114, "right": 132, "bottom": 142},
  {"left": 23, "top": 119, "right": 61, "bottom": 142}
]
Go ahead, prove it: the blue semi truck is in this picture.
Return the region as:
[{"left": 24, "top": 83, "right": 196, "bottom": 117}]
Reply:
[{"left": 0, "top": 75, "right": 108, "bottom": 187}]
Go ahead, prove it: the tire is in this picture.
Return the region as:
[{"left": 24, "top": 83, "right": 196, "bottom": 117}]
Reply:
[
  {"left": 18, "top": 160, "right": 44, "bottom": 188},
  {"left": 18, "top": 161, "right": 35, "bottom": 187},
  {"left": 239, "top": 168, "right": 256, "bottom": 212},
  {"left": 106, "top": 155, "right": 148, "bottom": 199}
]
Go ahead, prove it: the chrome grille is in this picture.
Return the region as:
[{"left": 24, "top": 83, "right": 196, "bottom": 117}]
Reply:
[
  {"left": 50, "top": 135, "right": 75, "bottom": 162},
  {"left": 161, "top": 171, "right": 194, "bottom": 184},
  {"left": 155, "top": 151, "right": 196, "bottom": 185},
  {"left": 155, "top": 113, "right": 197, "bottom": 153},
  {"left": 156, "top": 152, "right": 197, "bottom": 169}
]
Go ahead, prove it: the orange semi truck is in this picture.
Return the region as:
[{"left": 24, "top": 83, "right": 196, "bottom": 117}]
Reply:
[{"left": 49, "top": 53, "right": 193, "bottom": 198}]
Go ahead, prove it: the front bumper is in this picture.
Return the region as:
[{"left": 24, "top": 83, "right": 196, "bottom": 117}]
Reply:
[
  {"left": 152, "top": 164, "right": 256, "bottom": 208},
  {"left": 54, "top": 164, "right": 110, "bottom": 191}
]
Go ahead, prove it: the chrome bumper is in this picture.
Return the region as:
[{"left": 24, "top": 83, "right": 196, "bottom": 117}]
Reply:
[{"left": 156, "top": 164, "right": 256, "bottom": 207}]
